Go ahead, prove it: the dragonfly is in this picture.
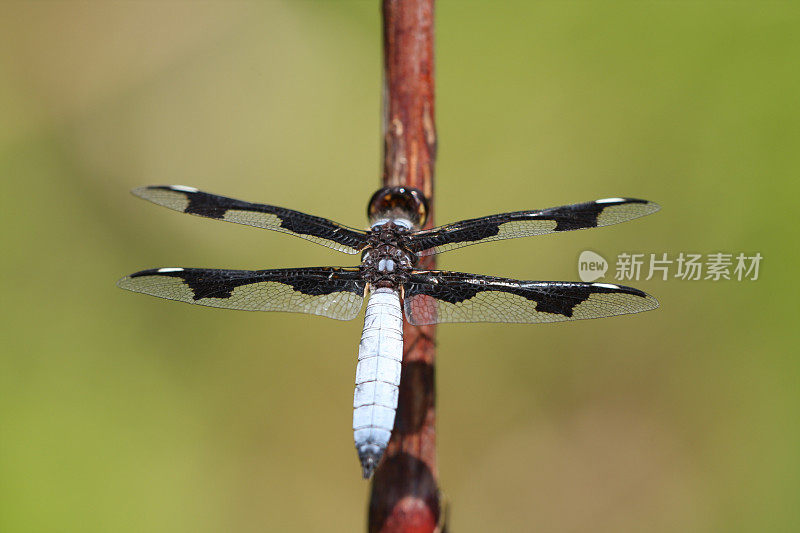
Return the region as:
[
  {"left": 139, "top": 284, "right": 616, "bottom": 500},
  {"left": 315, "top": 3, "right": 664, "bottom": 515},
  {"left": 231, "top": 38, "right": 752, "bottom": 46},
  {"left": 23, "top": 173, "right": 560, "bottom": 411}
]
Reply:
[{"left": 118, "top": 185, "right": 660, "bottom": 478}]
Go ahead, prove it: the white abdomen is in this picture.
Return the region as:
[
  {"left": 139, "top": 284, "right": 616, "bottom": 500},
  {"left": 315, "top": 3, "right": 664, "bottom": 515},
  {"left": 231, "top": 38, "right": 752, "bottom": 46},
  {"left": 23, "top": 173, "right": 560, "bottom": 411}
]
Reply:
[{"left": 353, "top": 287, "right": 403, "bottom": 478}]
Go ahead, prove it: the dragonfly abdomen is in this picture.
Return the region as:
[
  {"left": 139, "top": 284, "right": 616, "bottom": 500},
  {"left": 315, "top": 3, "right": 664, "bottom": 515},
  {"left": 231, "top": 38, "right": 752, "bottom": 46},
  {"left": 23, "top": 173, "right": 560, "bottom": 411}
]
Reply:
[{"left": 353, "top": 287, "right": 403, "bottom": 478}]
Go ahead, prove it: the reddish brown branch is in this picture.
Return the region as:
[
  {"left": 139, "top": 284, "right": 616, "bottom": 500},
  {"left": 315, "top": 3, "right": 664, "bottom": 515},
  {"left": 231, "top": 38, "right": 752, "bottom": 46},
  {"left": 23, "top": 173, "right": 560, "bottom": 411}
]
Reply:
[{"left": 369, "top": 1, "right": 442, "bottom": 532}]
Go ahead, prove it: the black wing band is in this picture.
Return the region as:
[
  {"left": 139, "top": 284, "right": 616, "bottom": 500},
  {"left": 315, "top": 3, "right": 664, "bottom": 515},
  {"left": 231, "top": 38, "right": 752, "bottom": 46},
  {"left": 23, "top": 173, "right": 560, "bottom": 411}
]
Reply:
[
  {"left": 132, "top": 186, "right": 369, "bottom": 254},
  {"left": 403, "top": 270, "right": 658, "bottom": 325},
  {"left": 408, "top": 198, "right": 659, "bottom": 255},
  {"left": 118, "top": 267, "right": 366, "bottom": 320}
]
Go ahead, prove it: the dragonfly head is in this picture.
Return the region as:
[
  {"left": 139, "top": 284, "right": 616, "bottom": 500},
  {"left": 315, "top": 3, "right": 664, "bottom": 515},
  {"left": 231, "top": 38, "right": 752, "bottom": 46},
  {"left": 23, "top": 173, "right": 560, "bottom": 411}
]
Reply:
[{"left": 368, "top": 186, "right": 429, "bottom": 229}]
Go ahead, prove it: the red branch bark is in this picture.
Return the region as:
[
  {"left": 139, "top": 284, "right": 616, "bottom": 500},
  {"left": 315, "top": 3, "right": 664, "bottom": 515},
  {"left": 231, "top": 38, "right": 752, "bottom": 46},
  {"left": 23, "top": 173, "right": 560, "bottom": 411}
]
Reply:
[{"left": 369, "top": 1, "right": 442, "bottom": 532}]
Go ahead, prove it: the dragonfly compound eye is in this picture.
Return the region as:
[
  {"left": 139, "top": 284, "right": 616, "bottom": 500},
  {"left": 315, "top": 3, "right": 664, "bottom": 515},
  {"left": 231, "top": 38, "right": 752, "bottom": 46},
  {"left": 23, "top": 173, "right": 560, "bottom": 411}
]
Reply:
[{"left": 367, "top": 186, "right": 429, "bottom": 228}]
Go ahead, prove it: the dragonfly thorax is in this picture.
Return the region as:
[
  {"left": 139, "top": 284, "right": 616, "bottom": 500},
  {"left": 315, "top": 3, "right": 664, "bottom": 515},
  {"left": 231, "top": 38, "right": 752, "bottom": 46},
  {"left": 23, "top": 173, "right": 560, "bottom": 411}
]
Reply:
[{"left": 362, "top": 221, "right": 416, "bottom": 288}]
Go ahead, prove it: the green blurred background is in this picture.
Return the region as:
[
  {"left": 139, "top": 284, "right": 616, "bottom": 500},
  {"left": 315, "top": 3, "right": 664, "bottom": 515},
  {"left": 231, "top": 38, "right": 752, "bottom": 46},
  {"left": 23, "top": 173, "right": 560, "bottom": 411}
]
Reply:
[{"left": 1, "top": 2, "right": 797, "bottom": 531}]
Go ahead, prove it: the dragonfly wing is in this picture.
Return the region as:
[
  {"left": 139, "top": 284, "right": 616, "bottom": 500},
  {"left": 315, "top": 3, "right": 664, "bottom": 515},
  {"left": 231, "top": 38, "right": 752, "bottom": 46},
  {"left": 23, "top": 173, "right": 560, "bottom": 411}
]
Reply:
[
  {"left": 408, "top": 198, "right": 659, "bottom": 256},
  {"left": 132, "top": 185, "right": 369, "bottom": 254},
  {"left": 118, "top": 266, "right": 366, "bottom": 320},
  {"left": 403, "top": 270, "right": 658, "bottom": 325}
]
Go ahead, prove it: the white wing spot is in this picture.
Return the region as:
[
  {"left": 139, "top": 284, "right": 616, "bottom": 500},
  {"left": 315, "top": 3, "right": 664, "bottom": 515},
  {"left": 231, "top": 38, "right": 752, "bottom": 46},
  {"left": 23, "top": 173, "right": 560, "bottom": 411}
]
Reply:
[
  {"left": 169, "top": 185, "right": 199, "bottom": 193},
  {"left": 596, "top": 197, "right": 626, "bottom": 204},
  {"left": 592, "top": 282, "right": 620, "bottom": 289},
  {"left": 157, "top": 267, "right": 184, "bottom": 273}
]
